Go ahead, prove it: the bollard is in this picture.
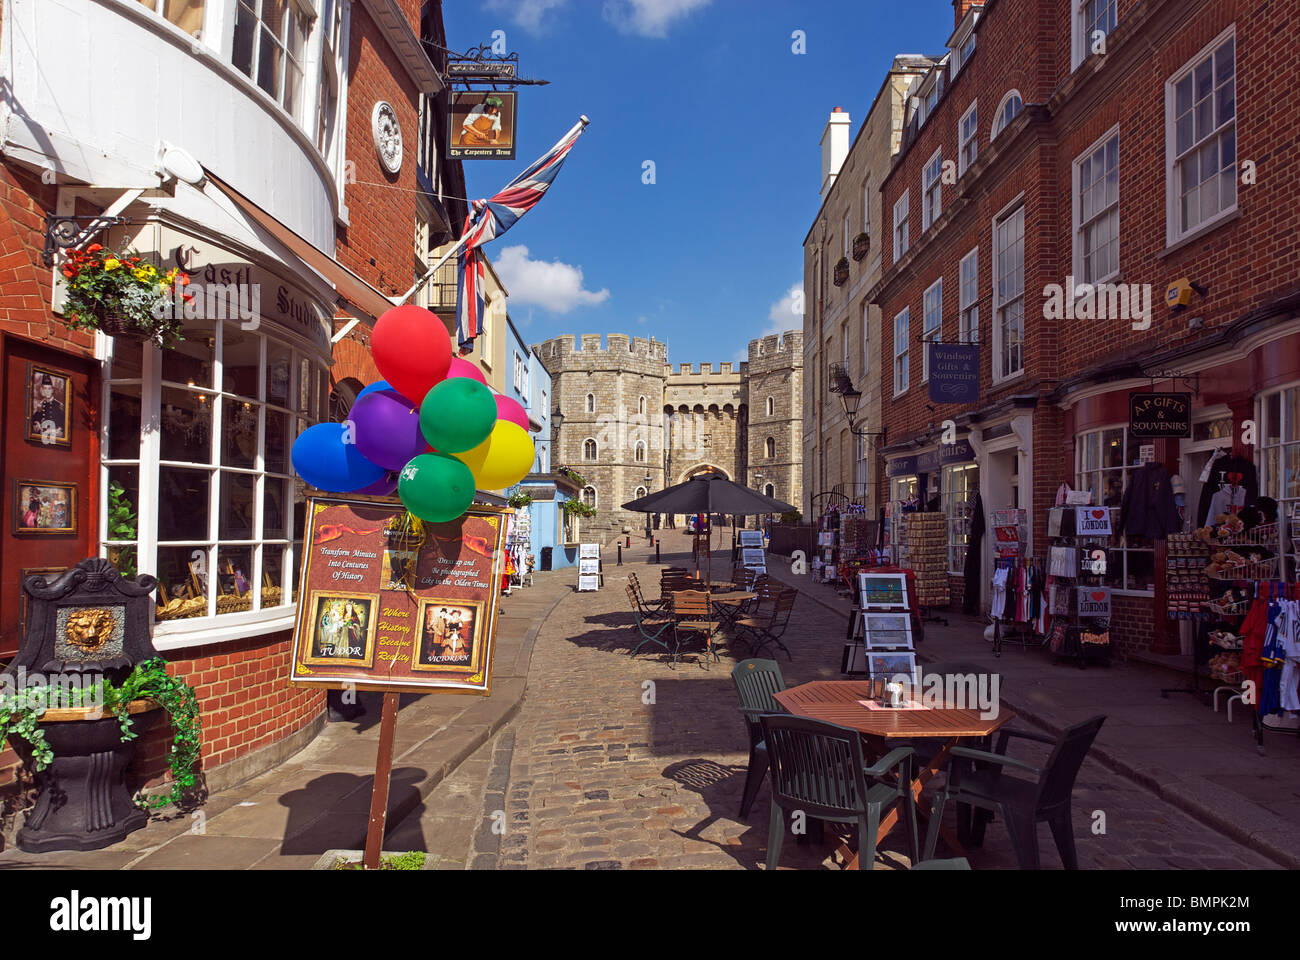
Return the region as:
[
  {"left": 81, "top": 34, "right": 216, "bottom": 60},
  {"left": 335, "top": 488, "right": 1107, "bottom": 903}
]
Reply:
[
  {"left": 626, "top": 535, "right": 631, "bottom": 548},
  {"left": 655, "top": 541, "right": 661, "bottom": 564},
  {"left": 617, "top": 544, "right": 623, "bottom": 566}
]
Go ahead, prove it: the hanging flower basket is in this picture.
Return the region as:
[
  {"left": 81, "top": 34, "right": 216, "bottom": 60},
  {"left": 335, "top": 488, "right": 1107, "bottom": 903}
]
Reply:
[
  {"left": 59, "top": 244, "right": 190, "bottom": 348},
  {"left": 833, "top": 257, "right": 850, "bottom": 287},
  {"left": 852, "top": 233, "right": 871, "bottom": 261}
]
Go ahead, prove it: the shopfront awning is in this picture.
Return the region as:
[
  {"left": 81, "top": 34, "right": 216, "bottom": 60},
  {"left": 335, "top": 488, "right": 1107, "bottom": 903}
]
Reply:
[{"left": 205, "top": 170, "right": 396, "bottom": 322}]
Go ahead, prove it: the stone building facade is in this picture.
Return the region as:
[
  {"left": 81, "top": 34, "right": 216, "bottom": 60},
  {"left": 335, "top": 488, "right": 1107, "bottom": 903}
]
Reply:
[{"left": 536, "top": 331, "right": 802, "bottom": 541}]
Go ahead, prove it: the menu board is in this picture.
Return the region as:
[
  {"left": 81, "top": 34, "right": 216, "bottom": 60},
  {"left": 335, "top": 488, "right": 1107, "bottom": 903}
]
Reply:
[{"left": 290, "top": 497, "right": 508, "bottom": 696}]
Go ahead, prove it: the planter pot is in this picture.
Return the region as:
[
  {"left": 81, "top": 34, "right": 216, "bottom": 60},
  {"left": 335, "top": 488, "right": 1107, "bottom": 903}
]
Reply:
[
  {"left": 14, "top": 699, "right": 159, "bottom": 853},
  {"left": 852, "top": 235, "right": 870, "bottom": 261},
  {"left": 94, "top": 314, "right": 152, "bottom": 342},
  {"left": 833, "top": 260, "right": 850, "bottom": 287}
]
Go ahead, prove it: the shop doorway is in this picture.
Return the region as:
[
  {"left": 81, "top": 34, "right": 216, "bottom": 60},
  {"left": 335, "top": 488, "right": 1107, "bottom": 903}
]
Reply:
[{"left": 977, "top": 445, "right": 1021, "bottom": 613}]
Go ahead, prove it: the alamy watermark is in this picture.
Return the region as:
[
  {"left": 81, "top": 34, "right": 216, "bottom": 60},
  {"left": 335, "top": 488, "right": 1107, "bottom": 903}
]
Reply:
[
  {"left": 152, "top": 280, "right": 261, "bottom": 329},
  {"left": 1043, "top": 276, "right": 1152, "bottom": 330}
]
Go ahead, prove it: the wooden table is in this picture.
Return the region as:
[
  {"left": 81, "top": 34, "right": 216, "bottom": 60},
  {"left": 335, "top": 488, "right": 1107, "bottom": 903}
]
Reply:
[{"left": 773, "top": 680, "right": 1014, "bottom": 867}]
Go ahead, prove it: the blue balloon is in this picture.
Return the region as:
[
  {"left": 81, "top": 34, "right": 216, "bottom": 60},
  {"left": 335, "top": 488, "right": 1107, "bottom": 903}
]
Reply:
[
  {"left": 291, "top": 422, "right": 387, "bottom": 492},
  {"left": 354, "top": 380, "right": 413, "bottom": 408}
]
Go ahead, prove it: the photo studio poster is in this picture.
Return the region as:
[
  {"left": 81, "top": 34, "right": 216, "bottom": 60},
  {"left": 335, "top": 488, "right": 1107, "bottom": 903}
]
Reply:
[{"left": 289, "top": 498, "right": 508, "bottom": 696}]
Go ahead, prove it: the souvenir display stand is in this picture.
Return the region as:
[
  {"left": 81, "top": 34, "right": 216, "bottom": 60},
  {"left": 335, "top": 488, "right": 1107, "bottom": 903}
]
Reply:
[
  {"left": 988, "top": 508, "right": 1036, "bottom": 655},
  {"left": 577, "top": 543, "right": 603, "bottom": 591},
  {"left": 1044, "top": 506, "right": 1114, "bottom": 669},
  {"left": 842, "top": 572, "right": 915, "bottom": 681},
  {"left": 815, "top": 511, "right": 841, "bottom": 587},
  {"left": 896, "top": 511, "right": 949, "bottom": 625}
]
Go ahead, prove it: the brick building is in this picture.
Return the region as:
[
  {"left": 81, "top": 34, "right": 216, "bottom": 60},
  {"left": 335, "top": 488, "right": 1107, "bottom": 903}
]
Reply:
[
  {"left": 0, "top": 0, "right": 465, "bottom": 818},
  {"left": 536, "top": 331, "right": 803, "bottom": 543},
  {"left": 871, "top": 0, "right": 1300, "bottom": 653}
]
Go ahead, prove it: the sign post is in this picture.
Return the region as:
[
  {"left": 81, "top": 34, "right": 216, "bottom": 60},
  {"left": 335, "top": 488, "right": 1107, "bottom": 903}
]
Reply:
[{"left": 290, "top": 497, "right": 511, "bottom": 866}]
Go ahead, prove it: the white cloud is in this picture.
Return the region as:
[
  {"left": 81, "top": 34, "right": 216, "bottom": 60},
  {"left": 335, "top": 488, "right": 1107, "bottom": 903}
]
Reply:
[
  {"left": 601, "top": 0, "right": 711, "bottom": 37},
  {"left": 766, "top": 283, "right": 803, "bottom": 332},
  {"left": 484, "top": 0, "right": 567, "bottom": 33},
  {"left": 493, "top": 245, "right": 610, "bottom": 313}
]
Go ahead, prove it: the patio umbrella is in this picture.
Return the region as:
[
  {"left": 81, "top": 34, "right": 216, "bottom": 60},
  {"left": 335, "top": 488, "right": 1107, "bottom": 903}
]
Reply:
[{"left": 623, "top": 473, "right": 796, "bottom": 577}]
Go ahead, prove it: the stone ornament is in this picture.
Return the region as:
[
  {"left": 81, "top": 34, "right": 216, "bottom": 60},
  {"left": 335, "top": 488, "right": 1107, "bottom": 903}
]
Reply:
[{"left": 372, "top": 101, "right": 403, "bottom": 174}]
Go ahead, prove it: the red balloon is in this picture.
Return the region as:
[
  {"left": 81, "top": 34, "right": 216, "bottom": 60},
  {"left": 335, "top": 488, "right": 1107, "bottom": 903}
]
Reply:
[
  {"left": 371, "top": 305, "right": 452, "bottom": 404},
  {"left": 495, "top": 394, "right": 530, "bottom": 431},
  {"left": 447, "top": 356, "right": 488, "bottom": 386}
]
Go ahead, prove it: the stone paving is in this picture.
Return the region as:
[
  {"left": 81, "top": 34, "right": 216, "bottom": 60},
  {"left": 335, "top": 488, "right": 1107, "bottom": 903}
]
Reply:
[{"left": 474, "top": 534, "right": 1276, "bottom": 870}]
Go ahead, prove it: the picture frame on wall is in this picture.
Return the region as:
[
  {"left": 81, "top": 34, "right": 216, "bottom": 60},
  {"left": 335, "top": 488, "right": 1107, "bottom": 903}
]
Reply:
[
  {"left": 24, "top": 363, "right": 72, "bottom": 447},
  {"left": 12, "top": 479, "right": 77, "bottom": 535}
]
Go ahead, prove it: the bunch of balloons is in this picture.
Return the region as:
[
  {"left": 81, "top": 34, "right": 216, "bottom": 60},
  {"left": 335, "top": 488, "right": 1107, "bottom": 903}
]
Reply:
[{"left": 290, "top": 305, "right": 535, "bottom": 523}]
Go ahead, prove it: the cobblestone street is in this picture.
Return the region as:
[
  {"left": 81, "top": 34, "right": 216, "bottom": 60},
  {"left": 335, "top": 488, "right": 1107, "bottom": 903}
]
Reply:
[{"left": 470, "top": 538, "right": 1277, "bottom": 870}]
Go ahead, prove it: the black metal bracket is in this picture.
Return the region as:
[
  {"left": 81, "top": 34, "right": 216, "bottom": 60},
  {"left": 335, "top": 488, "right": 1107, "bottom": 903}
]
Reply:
[
  {"left": 432, "top": 41, "right": 550, "bottom": 88},
  {"left": 42, "top": 214, "right": 125, "bottom": 266},
  {"left": 1144, "top": 369, "right": 1201, "bottom": 399}
]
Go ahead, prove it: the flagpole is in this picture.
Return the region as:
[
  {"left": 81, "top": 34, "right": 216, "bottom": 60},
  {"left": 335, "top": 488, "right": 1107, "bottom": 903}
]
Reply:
[{"left": 392, "top": 115, "right": 591, "bottom": 308}]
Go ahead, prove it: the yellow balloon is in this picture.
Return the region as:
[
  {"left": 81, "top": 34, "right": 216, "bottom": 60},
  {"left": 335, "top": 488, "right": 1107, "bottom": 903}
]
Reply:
[{"left": 453, "top": 420, "right": 535, "bottom": 490}]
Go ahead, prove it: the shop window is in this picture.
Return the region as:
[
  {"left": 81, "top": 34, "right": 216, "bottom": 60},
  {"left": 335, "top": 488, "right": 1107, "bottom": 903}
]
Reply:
[
  {"left": 562, "top": 501, "right": 579, "bottom": 545},
  {"left": 1074, "top": 128, "right": 1120, "bottom": 284},
  {"left": 1260, "top": 384, "right": 1300, "bottom": 541},
  {"left": 136, "top": 0, "right": 205, "bottom": 34},
  {"left": 102, "top": 321, "right": 326, "bottom": 629},
  {"left": 993, "top": 204, "right": 1025, "bottom": 381},
  {"left": 1167, "top": 27, "right": 1236, "bottom": 244},
  {"left": 943, "top": 463, "right": 979, "bottom": 573},
  {"left": 889, "top": 476, "right": 919, "bottom": 554},
  {"left": 232, "top": 0, "right": 309, "bottom": 120},
  {"left": 1075, "top": 426, "right": 1155, "bottom": 592}
]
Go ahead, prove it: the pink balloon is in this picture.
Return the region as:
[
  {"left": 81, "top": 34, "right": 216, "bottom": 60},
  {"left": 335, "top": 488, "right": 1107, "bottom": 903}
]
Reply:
[
  {"left": 495, "top": 394, "right": 530, "bottom": 431},
  {"left": 446, "top": 356, "right": 488, "bottom": 386}
]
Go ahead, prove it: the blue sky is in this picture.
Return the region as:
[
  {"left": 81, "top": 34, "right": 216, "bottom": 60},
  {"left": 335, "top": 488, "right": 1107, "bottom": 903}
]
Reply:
[{"left": 443, "top": 0, "right": 954, "bottom": 364}]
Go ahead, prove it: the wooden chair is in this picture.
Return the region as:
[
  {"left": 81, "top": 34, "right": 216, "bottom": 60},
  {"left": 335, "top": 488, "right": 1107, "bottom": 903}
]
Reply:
[
  {"left": 922, "top": 715, "right": 1107, "bottom": 869},
  {"left": 760, "top": 714, "right": 916, "bottom": 870},
  {"left": 731, "top": 659, "right": 787, "bottom": 818},
  {"left": 625, "top": 584, "right": 673, "bottom": 658},
  {"left": 734, "top": 587, "right": 798, "bottom": 660},
  {"left": 670, "top": 589, "right": 721, "bottom": 670},
  {"left": 658, "top": 571, "right": 693, "bottom": 606},
  {"left": 627, "top": 571, "right": 666, "bottom": 616}
]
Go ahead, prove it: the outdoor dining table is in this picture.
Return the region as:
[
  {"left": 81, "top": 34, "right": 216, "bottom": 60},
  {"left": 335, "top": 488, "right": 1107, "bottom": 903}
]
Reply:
[{"left": 772, "top": 680, "right": 1014, "bottom": 868}]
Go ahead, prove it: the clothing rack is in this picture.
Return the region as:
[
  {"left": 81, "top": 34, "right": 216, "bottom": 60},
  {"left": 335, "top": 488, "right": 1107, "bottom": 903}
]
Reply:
[{"left": 990, "top": 555, "right": 1042, "bottom": 656}]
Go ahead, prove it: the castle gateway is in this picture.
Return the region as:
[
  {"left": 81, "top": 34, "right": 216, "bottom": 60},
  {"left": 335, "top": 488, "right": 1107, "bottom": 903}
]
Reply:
[{"left": 535, "top": 331, "right": 803, "bottom": 541}]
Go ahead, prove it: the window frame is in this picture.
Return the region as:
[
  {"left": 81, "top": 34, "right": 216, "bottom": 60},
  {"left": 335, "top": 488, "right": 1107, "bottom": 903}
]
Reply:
[
  {"left": 943, "top": 463, "right": 979, "bottom": 574},
  {"left": 922, "top": 148, "right": 943, "bottom": 231},
  {"left": 893, "top": 308, "right": 910, "bottom": 397},
  {"left": 1164, "top": 24, "right": 1238, "bottom": 246},
  {"left": 991, "top": 90, "right": 1023, "bottom": 140},
  {"left": 991, "top": 199, "right": 1026, "bottom": 384},
  {"left": 922, "top": 279, "right": 942, "bottom": 383},
  {"left": 1258, "top": 382, "right": 1300, "bottom": 566},
  {"left": 959, "top": 101, "right": 978, "bottom": 177},
  {"left": 1074, "top": 426, "right": 1156, "bottom": 595},
  {"left": 231, "top": 0, "right": 313, "bottom": 122},
  {"left": 893, "top": 190, "right": 910, "bottom": 262},
  {"left": 1073, "top": 0, "right": 1119, "bottom": 71},
  {"left": 1072, "top": 125, "right": 1121, "bottom": 286},
  {"left": 959, "top": 247, "right": 979, "bottom": 345}
]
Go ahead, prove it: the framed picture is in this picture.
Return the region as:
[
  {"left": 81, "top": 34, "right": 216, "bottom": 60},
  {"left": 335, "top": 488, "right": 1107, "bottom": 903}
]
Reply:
[
  {"left": 578, "top": 557, "right": 600, "bottom": 575},
  {"left": 738, "top": 530, "right": 764, "bottom": 548},
  {"left": 862, "top": 612, "right": 914, "bottom": 649},
  {"left": 413, "top": 599, "right": 485, "bottom": 673},
  {"left": 19, "top": 566, "right": 67, "bottom": 641},
  {"left": 859, "top": 572, "right": 908, "bottom": 610},
  {"left": 25, "top": 363, "right": 71, "bottom": 447},
  {"left": 302, "top": 591, "right": 378, "bottom": 667},
  {"left": 579, "top": 543, "right": 600, "bottom": 559},
  {"left": 12, "top": 480, "right": 77, "bottom": 535},
  {"left": 866, "top": 651, "right": 918, "bottom": 684}
]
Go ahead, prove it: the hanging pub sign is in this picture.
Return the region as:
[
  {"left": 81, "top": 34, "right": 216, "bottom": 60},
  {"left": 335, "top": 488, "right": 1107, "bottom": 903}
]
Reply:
[
  {"left": 1128, "top": 392, "right": 1191, "bottom": 439},
  {"left": 1077, "top": 586, "right": 1112, "bottom": 619},
  {"left": 290, "top": 498, "right": 509, "bottom": 695},
  {"left": 447, "top": 91, "right": 518, "bottom": 159},
  {"left": 1074, "top": 506, "right": 1113, "bottom": 536},
  {"left": 927, "top": 343, "right": 980, "bottom": 403}
]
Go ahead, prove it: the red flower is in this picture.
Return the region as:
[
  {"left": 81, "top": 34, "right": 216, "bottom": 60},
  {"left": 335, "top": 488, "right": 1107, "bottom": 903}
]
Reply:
[
  {"left": 182, "top": 292, "right": 194, "bottom": 303},
  {"left": 178, "top": 273, "right": 190, "bottom": 286},
  {"left": 62, "top": 268, "right": 73, "bottom": 278},
  {"left": 86, "top": 243, "right": 103, "bottom": 253}
]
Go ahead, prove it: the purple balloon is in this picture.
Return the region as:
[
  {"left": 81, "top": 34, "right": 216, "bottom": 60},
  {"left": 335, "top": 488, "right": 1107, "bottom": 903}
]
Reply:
[
  {"left": 350, "top": 389, "right": 425, "bottom": 472},
  {"left": 354, "top": 471, "right": 399, "bottom": 496}
]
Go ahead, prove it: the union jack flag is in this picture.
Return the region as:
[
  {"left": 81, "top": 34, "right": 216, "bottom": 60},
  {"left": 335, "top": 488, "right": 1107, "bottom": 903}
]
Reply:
[{"left": 457, "top": 117, "right": 589, "bottom": 351}]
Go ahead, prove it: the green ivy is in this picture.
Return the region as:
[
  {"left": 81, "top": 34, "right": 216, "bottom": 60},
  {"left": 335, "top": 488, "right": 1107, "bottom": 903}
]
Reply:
[
  {"left": 0, "top": 658, "right": 202, "bottom": 811},
  {"left": 107, "top": 481, "right": 138, "bottom": 579}
]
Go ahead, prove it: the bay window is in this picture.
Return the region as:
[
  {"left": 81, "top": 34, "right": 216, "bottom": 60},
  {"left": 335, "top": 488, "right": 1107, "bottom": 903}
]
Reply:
[
  {"left": 101, "top": 321, "right": 328, "bottom": 631},
  {"left": 1075, "top": 427, "right": 1154, "bottom": 593},
  {"left": 233, "top": 0, "right": 310, "bottom": 121}
]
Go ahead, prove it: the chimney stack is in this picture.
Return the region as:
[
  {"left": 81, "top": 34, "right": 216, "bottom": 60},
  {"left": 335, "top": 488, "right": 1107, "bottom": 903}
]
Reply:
[
  {"left": 820, "top": 107, "right": 851, "bottom": 204},
  {"left": 952, "top": 0, "right": 982, "bottom": 28}
]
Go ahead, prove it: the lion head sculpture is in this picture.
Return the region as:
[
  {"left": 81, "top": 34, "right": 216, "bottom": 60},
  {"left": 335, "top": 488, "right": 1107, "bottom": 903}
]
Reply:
[{"left": 63, "top": 608, "right": 116, "bottom": 654}]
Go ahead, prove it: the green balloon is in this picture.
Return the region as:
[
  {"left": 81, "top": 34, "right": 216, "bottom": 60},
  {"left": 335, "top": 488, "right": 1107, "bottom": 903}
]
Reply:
[
  {"left": 419, "top": 378, "right": 498, "bottom": 453},
  {"left": 398, "top": 453, "right": 476, "bottom": 523}
]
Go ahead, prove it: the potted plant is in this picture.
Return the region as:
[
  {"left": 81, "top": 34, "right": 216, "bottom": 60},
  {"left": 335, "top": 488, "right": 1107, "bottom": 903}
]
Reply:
[
  {"left": 507, "top": 491, "right": 533, "bottom": 509},
  {"left": 833, "top": 256, "right": 850, "bottom": 286},
  {"left": 852, "top": 232, "right": 871, "bottom": 261},
  {"left": 562, "top": 498, "right": 596, "bottom": 520},
  {"left": 59, "top": 244, "right": 191, "bottom": 347}
]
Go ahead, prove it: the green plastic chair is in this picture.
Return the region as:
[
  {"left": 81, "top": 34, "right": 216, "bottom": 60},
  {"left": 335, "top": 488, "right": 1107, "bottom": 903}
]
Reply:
[
  {"left": 912, "top": 857, "right": 971, "bottom": 870},
  {"left": 760, "top": 714, "right": 916, "bottom": 871},
  {"left": 730, "top": 659, "right": 787, "bottom": 817}
]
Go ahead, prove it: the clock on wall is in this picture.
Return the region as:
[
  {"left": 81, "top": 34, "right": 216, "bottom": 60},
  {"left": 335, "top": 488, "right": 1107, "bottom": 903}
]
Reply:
[{"left": 372, "top": 101, "right": 403, "bottom": 174}]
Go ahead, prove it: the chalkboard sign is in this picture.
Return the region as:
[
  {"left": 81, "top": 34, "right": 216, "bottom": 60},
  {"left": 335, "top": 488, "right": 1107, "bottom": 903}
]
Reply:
[{"left": 290, "top": 498, "right": 508, "bottom": 695}]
